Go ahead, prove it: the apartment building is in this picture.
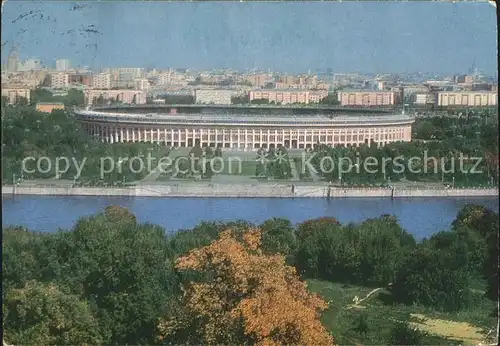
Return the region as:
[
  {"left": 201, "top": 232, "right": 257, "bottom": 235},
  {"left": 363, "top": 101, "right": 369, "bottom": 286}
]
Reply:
[
  {"left": 106, "top": 68, "right": 144, "bottom": 79},
  {"left": 69, "top": 73, "right": 92, "bottom": 87},
  {"left": 85, "top": 89, "right": 146, "bottom": 105},
  {"left": 249, "top": 89, "right": 328, "bottom": 105},
  {"left": 414, "top": 93, "right": 437, "bottom": 105},
  {"left": 50, "top": 73, "right": 69, "bottom": 88},
  {"left": 3, "top": 72, "right": 45, "bottom": 89},
  {"left": 156, "top": 71, "right": 188, "bottom": 86},
  {"left": 56, "top": 59, "right": 71, "bottom": 71},
  {"left": 308, "top": 90, "right": 329, "bottom": 103},
  {"left": 134, "top": 78, "right": 150, "bottom": 91},
  {"left": 195, "top": 89, "right": 240, "bottom": 104},
  {"left": 244, "top": 73, "right": 272, "bottom": 88},
  {"left": 437, "top": 91, "right": 497, "bottom": 107},
  {"left": 1, "top": 87, "right": 31, "bottom": 104},
  {"left": 92, "top": 73, "right": 111, "bottom": 89},
  {"left": 337, "top": 91, "right": 400, "bottom": 106}
]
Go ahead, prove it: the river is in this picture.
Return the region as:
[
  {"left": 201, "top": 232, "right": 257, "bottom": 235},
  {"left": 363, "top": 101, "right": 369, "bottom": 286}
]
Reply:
[{"left": 2, "top": 196, "right": 498, "bottom": 239}]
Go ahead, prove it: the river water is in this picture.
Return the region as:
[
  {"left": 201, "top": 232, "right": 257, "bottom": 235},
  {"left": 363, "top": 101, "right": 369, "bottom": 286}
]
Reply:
[{"left": 2, "top": 196, "right": 498, "bottom": 239}]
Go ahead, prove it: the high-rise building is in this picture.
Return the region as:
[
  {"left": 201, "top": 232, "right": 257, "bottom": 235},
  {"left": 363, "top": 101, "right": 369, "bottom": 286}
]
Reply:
[
  {"left": 19, "top": 58, "right": 42, "bottom": 71},
  {"left": 92, "top": 73, "right": 111, "bottom": 89},
  {"left": 134, "top": 78, "right": 150, "bottom": 91},
  {"left": 50, "top": 73, "right": 70, "bottom": 88},
  {"left": 56, "top": 59, "right": 71, "bottom": 71},
  {"left": 6, "top": 46, "right": 20, "bottom": 73}
]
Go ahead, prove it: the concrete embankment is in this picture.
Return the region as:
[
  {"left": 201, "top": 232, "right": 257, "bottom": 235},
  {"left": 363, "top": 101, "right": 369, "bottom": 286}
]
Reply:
[{"left": 2, "top": 184, "right": 498, "bottom": 198}]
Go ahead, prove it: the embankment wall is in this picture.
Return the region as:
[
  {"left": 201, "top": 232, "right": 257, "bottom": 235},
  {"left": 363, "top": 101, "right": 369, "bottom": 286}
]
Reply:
[{"left": 2, "top": 185, "right": 498, "bottom": 198}]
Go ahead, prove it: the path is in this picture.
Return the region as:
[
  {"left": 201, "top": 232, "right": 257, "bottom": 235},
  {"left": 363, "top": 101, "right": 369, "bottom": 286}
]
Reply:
[
  {"left": 139, "top": 147, "right": 173, "bottom": 183},
  {"left": 305, "top": 153, "right": 320, "bottom": 182},
  {"left": 288, "top": 158, "right": 300, "bottom": 181},
  {"left": 345, "top": 287, "right": 384, "bottom": 310}
]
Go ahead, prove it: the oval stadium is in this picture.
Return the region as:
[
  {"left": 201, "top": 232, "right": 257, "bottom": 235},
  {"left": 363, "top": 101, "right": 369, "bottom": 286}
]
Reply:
[{"left": 74, "top": 105, "right": 415, "bottom": 150}]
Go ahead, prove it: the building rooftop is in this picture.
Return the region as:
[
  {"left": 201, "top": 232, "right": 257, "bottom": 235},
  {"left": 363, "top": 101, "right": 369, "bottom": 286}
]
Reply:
[
  {"left": 93, "top": 104, "right": 394, "bottom": 112},
  {"left": 75, "top": 109, "right": 414, "bottom": 126}
]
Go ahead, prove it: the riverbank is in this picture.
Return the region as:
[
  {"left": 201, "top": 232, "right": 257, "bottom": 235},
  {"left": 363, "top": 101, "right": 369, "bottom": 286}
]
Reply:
[{"left": 2, "top": 184, "right": 498, "bottom": 198}]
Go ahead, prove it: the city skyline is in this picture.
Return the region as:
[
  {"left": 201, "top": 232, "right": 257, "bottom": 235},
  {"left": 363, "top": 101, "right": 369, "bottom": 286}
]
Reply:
[{"left": 2, "top": 1, "right": 497, "bottom": 75}]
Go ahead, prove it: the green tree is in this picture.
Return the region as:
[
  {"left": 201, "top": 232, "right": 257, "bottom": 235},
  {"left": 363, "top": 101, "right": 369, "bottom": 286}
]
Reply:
[
  {"left": 2, "top": 227, "right": 47, "bottom": 292},
  {"left": 452, "top": 205, "right": 499, "bottom": 300},
  {"left": 64, "top": 89, "right": 85, "bottom": 107},
  {"left": 259, "top": 218, "right": 297, "bottom": 261},
  {"left": 214, "top": 146, "right": 222, "bottom": 157},
  {"left": 204, "top": 146, "right": 214, "bottom": 158},
  {"left": 388, "top": 321, "right": 425, "bottom": 345},
  {"left": 391, "top": 245, "right": 471, "bottom": 311},
  {"left": 3, "top": 281, "right": 103, "bottom": 345},
  {"left": 190, "top": 145, "right": 203, "bottom": 158},
  {"left": 319, "top": 93, "right": 340, "bottom": 105},
  {"left": 231, "top": 94, "right": 250, "bottom": 104},
  {"left": 43, "top": 208, "right": 179, "bottom": 344},
  {"left": 352, "top": 313, "right": 370, "bottom": 337}
]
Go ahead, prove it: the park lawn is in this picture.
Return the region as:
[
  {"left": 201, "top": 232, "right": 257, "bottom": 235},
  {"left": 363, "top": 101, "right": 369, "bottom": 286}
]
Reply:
[
  {"left": 155, "top": 156, "right": 258, "bottom": 179},
  {"left": 212, "top": 159, "right": 258, "bottom": 176},
  {"left": 307, "top": 279, "right": 495, "bottom": 346}
]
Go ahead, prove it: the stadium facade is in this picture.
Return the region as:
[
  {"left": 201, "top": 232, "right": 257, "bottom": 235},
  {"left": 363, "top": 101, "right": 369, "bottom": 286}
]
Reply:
[{"left": 74, "top": 105, "right": 415, "bottom": 150}]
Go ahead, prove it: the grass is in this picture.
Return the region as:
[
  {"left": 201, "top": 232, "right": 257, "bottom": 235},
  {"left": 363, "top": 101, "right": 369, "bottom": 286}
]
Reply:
[
  {"left": 307, "top": 279, "right": 496, "bottom": 345},
  {"left": 212, "top": 159, "right": 258, "bottom": 176},
  {"left": 155, "top": 156, "right": 258, "bottom": 180}
]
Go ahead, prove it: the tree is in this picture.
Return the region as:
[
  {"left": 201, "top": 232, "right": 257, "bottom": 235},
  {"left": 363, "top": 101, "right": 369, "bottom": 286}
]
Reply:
[
  {"left": 96, "top": 95, "right": 105, "bottom": 106},
  {"left": 413, "top": 120, "right": 436, "bottom": 139},
  {"left": 319, "top": 93, "right": 340, "bottom": 105},
  {"left": 65, "top": 89, "right": 85, "bottom": 107},
  {"left": 190, "top": 145, "right": 203, "bottom": 158},
  {"left": 204, "top": 146, "right": 214, "bottom": 158},
  {"left": 158, "top": 229, "right": 334, "bottom": 345},
  {"left": 14, "top": 95, "right": 28, "bottom": 106},
  {"left": 352, "top": 313, "right": 369, "bottom": 337},
  {"left": 259, "top": 218, "right": 297, "bottom": 261},
  {"left": 391, "top": 245, "right": 471, "bottom": 311},
  {"left": 2, "top": 227, "right": 47, "bottom": 292},
  {"left": 452, "top": 205, "right": 499, "bottom": 301},
  {"left": 1, "top": 95, "right": 9, "bottom": 107},
  {"left": 3, "top": 281, "right": 103, "bottom": 345},
  {"left": 387, "top": 321, "right": 425, "bottom": 345},
  {"left": 43, "top": 209, "right": 179, "bottom": 344},
  {"left": 296, "top": 217, "right": 341, "bottom": 241},
  {"left": 353, "top": 217, "right": 417, "bottom": 286},
  {"left": 104, "top": 205, "right": 137, "bottom": 224},
  {"left": 214, "top": 147, "right": 222, "bottom": 157},
  {"left": 231, "top": 94, "right": 250, "bottom": 104}
]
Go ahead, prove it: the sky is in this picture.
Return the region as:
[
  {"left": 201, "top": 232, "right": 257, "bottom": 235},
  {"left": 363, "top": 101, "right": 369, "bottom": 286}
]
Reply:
[{"left": 1, "top": 1, "right": 498, "bottom": 75}]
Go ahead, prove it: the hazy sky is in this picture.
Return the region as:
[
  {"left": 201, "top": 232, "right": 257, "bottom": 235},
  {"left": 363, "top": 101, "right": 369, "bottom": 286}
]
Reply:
[{"left": 2, "top": 1, "right": 497, "bottom": 74}]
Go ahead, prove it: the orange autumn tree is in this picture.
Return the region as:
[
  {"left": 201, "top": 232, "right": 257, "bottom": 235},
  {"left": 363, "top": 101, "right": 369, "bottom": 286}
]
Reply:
[{"left": 158, "top": 229, "right": 334, "bottom": 345}]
